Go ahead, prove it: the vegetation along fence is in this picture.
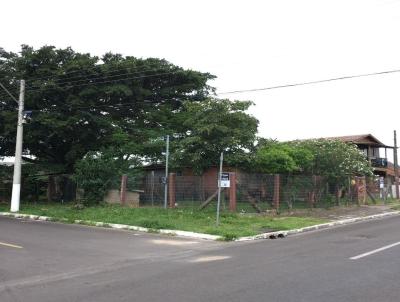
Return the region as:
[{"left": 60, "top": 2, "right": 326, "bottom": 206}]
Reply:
[
  {"left": 105, "top": 172, "right": 386, "bottom": 213},
  {"left": 1, "top": 167, "right": 393, "bottom": 213}
]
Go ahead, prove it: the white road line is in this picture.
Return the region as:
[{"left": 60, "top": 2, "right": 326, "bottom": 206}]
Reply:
[
  {"left": 0, "top": 241, "right": 23, "bottom": 249},
  {"left": 189, "top": 255, "right": 231, "bottom": 263},
  {"left": 350, "top": 241, "right": 400, "bottom": 260}
]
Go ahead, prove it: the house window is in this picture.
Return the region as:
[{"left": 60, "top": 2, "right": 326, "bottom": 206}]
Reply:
[
  {"left": 361, "top": 149, "right": 368, "bottom": 158},
  {"left": 372, "top": 148, "right": 379, "bottom": 158}
]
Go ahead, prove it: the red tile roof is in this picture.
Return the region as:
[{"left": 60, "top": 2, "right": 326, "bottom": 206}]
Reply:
[{"left": 324, "top": 134, "right": 390, "bottom": 148}]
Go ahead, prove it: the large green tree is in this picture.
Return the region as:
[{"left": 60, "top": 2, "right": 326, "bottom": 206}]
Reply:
[
  {"left": 0, "top": 45, "right": 215, "bottom": 173},
  {"left": 169, "top": 99, "right": 259, "bottom": 173}
]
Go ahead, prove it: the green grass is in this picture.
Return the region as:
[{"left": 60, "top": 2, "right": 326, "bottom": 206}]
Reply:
[{"left": 0, "top": 202, "right": 327, "bottom": 240}]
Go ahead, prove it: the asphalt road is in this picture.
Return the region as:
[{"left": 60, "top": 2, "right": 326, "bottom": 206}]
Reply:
[{"left": 1, "top": 215, "right": 400, "bottom": 302}]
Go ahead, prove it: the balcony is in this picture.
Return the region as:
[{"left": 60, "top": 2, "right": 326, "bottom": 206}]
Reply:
[{"left": 371, "top": 158, "right": 388, "bottom": 168}]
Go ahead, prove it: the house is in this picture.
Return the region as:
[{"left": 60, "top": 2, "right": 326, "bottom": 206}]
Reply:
[{"left": 325, "top": 134, "right": 396, "bottom": 180}]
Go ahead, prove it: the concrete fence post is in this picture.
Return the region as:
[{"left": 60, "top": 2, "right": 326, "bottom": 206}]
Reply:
[
  {"left": 229, "top": 172, "right": 237, "bottom": 212},
  {"left": 168, "top": 173, "right": 176, "bottom": 208},
  {"left": 308, "top": 175, "right": 317, "bottom": 207},
  {"left": 120, "top": 174, "right": 127, "bottom": 206},
  {"left": 273, "top": 174, "right": 280, "bottom": 211}
]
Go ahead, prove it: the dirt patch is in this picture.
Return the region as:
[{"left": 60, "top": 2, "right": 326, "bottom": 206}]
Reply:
[{"left": 281, "top": 205, "right": 396, "bottom": 221}]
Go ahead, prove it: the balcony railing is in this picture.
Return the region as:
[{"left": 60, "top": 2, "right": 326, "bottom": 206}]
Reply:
[{"left": 371, "top": 158, "right": 388, "bottom": 168}]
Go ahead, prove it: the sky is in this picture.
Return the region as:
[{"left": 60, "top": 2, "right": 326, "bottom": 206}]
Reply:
[{"left": 1, "top": 0, "right": 400, "bottom": 156}]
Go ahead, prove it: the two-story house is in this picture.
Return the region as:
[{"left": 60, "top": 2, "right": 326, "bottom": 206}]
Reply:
[{"left": 326, "top": 134, "right": 396, "bottom": 180}]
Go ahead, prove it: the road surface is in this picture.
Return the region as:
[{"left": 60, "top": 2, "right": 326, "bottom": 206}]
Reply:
[{"left": 1, "top": 215, "right": 400, "bottom": 302}]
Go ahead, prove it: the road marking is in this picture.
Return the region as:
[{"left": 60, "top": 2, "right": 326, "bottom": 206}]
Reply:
[
  {"left": 350, "top": 241, "right": 400, "bottom": 260},
  {"left": 0, "top": 241, "right": 23, "bottom": 249},
  {"left": 151, "top": 239, "right": 199, "bottom": 246},
  {"left": 189, "top": 255, "right": 231, "bottom": 263}
]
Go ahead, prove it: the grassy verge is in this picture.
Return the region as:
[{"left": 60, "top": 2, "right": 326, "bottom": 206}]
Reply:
[{"left": 0, "top": 203, "right": 327, "bottom": 240}]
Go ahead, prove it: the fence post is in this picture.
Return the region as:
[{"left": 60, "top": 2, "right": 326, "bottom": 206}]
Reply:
[
  {"left": 355, "top": 176, "right": 366, "bottom": 205},
  {"left": 308, "top": 175, "right": 317, "bottom": 207},
  {"left": 168, "top": 173, "right": 176, "bottom": 208},
  {"left": 273, "top": 174, "right": 280, "bottom": 211},
  {"left": 120, "top": 174, "right": 127, "bottom": 206},
  {"left": 229, "top": 172, "right": 237, "bottom": 212}
]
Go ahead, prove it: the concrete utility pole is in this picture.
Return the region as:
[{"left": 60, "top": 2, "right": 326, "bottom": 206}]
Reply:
[
  {"left": 10, "top": 80, "right": 25, "bottom": 212},
  {"left": 216, "top": 152, "right": 223, "bottom": 226},
  {"left": 394, "top": 130, "right": 399, "bottom": 199},
  {"left": 163, "top": 135, "right": 170, "bottom": 209}
]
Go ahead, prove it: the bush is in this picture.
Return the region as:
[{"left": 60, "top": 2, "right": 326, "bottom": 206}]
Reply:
[{"left": 73, "top": 148, "right": 142, "bottom": 203}]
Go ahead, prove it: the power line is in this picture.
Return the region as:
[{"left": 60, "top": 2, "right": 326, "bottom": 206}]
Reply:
[
  {"left": 23, "top": 63, "right": 193, "bottom": 84},
  {"left": 26, "top": 71, "right": 190, "bottom": 92},
  {"left": 217, "top": 68, "right": 400, "bottom": 95},
  {"left": 0, "top": 82, "right": 18, "bottom": 103},
  {"left": 0, "top": 98, "right": 182, "bottom": 113},
  {"left": 44, "top": 100, "right": 165, "bottom": 111},
  {"left": 25, "top": 69, "right": 184, "bottom": 89},
  {"left": 23, "top": 64, "right": 153, "bottom": 82}
]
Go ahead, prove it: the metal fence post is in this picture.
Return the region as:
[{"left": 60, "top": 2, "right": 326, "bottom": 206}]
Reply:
[
  {"left": 273, "top": 174, "right": 280, "bottom": 211},
  {"left": 168, "top": 173, "right": 176, "bottom": 208},
  {"left": 229, "top": 172, "right": 237, "bottom": 212},
  {"left": 120, "top": 174, "right": 127, "bottom": 206}
]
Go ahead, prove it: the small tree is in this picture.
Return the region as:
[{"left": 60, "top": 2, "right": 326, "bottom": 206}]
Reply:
[
  {"left": 292, "top": 139, "right": 373, "bottom": 205},
  {"left": 254, "top": 142, "right": 313, "bottom": 174},
  {"left": 74, "top": 148, "right": 142, "bottom": 203},
  {"left": 293, "top": 139, "right": 373, "bottom": 182}
]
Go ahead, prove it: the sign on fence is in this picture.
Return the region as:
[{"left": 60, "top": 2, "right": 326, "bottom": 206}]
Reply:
[
  {"left": 379, "top": 177, "right": 385, "bottom": 189},
  {"left": 219, "top": 172, "right": 230, "bottom": 188}
]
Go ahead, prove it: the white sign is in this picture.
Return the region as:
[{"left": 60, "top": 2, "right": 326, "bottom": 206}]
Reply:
[
  {"left": 219, "top": 172, "right": 230, "bottom": 188},
  {"left": 379, "top": 177, "right": 385, "bottom": 189}
]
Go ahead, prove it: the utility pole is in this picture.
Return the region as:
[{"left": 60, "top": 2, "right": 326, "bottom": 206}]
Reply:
[
  {"left": 10, "top": 80, "right": 25, "bottom": 212},
  {"left": 216, "top": 152, "right": 223, "bottom": 226},
  {"left": 163, "top": 135, "right": 170, "bottom": 209},
  {"left": 394, "top": 130, "right": 399, "bottom": 200}
]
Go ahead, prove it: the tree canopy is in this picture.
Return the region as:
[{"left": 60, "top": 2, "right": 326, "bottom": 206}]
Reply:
[
  {"left": 0, "top": 45, "right": 259, "bottom": 177},
  {"left": 170, "top": 99, "right": 259, "bottom": 173},
  {"left": 293, "top": 139, "right": 373, "bottom": 182},
  {"left": 253, "top": 139, "right": 373, "bottom": 182},
  {"left": 0, "top": 45, "right": 216, "bottom": 173},
  {"left": 254, "top": 141, "right": 313, "bottom": 174}
]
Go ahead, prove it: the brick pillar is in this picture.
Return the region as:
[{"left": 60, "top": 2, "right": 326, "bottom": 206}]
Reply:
[
  {"left": 168, "top": 173, "right": 176, "bottom": 208},
  {"left": 229, "top": 172, "right": 237, "bottom": 212},
  {"left": 120, "top": 174, "right": 127, "bottom": 206},
  {"left": 355, "top": 176, "right": 366, "bottom": 205},
  {"left": 273, "top": 174, "right": 280, "bottom": 210}
]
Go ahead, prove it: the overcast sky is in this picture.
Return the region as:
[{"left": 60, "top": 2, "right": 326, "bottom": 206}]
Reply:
[{"left": 2, "top": 0, "right": 400, "bottom": 153}]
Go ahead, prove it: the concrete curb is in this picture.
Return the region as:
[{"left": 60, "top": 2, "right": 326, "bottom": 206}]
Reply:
[
  {"left": 235, "top": 210, "right": 400, "bottom": 242},
  {"left": 0, "top": 212, "right": 221, "bottom": 241},
  {"left": 1, "top": 210, "right": 399, "bottom": 242}
]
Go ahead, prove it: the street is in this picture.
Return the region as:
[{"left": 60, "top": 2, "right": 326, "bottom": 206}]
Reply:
[{"left": 1, "top": 215, "right": 400, "bottom": 302}]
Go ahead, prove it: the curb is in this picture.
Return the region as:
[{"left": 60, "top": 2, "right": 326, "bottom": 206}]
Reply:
[
  {"left": 235, "top": 210, "right": 400, "bottom": 242},
  {"left": 0, "top": 212, "right": 221, "bottom": 241},
  {"left": 1, "top": 210, "right": 399, "bottom": 242}
]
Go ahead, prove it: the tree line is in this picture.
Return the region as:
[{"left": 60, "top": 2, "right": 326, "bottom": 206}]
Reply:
[{"left": 0, "top": 45, "right": 373, "bottom": 202}]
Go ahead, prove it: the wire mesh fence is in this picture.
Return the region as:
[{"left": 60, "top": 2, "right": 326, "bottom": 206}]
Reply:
[
  {"left": 0, "top": 165, "right": 12, "bottom": 203},
  {"left": 118, "top": 172, "right": 385, "bottom": 213},
  {"left": 0, "top": 164, "right": 394, "bottom": 213}
]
